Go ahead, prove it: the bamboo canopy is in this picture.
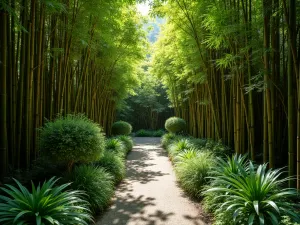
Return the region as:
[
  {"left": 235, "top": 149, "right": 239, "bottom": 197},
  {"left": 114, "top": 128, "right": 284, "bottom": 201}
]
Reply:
[
  {"left": 151, "top": 0, "right": 300, "bottom": 188},
  {"left": 0, "top": 0, "right": 146, "bottom": 181}
]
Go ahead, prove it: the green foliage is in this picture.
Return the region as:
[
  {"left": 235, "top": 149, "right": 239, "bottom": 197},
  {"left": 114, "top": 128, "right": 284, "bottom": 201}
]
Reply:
[
  {"left": 188, "top": 138, "right": 207, "bottom": 149},
  {"left": 206, "top": 161, "right": 300, "bottom": 225},
  {"left": 173, "top": 148, "right": 200, "bottom": 164},
  {"left": 165, "top": 117, "right": 186, "bottom": 133},
  {"left": 135, "top": 129, "right": 154, "bottom": 137},
  {"left": 111, "top": 121, "right": 132, "bottom": 136},
  {"left": 212, "top": 211, "right": 235, "bottom": 225},
  {"left": 115, "top": 135, "right": 134, "bottom": 153},
  {"left": 39, "top": 114, "right": 105, "bottom": 165},
  {"left": 117, "top": 61, "right": 172, "bottom": 131},
  {"left": 161, "top": 133, "right": 183, "bottom": 148},
  {"left": 0, "top": 177, "right": 92, "bottom": 225},
  {"left": 66, "top": 165, "right": 114, "bottom": 214},
  {"left": 167, "top": 138, "right": 193, "bottom": 159},
  {"left": 135, "top": 129, "right": 165, "bottom": 137},
  {"left": 95, "top": 150, "right": 125, "bottom": 184},
  {"left": 175, "top": 151, "right": 215, "bottom": 198},
  {"left": 203, "top": 154, "right": 250, "bottom": 214},
  {"left": 153, "top": 129, "right": 165, "bottom": 137},
  {"left": 280, "top": 216, "right": 300, "bottom": 225},
  {"left": 105, "top": 138, "right": 126, "bottom": 157},
  {"left": 204, "top": 139, "right": 232, "bottom": 156}
]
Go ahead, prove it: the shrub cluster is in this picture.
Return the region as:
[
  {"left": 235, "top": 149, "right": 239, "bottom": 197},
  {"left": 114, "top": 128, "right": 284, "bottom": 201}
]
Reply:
[
  {"left": 135, "top": 129, "right": 165, "bottom": 137},
  {"left": 164, "top": 117, "right": 186, "bottom": 133},
  {"left": 161, "top": 133, "right": 217, "bottom": 197},
  {"left": 161, "top": 134, "right": 300, "bottom": 224},
  {"left": 0, "top": 114, "right": 134, "bottom": 224},
  {"left": 111, "top": 120, "right": 132, "bottom": 135},
  {"left": 204, "top": 155, "right": 300, "bottom": 225},
  {"left": 66, "top": 135, "right": 133, "bottom": 214}
]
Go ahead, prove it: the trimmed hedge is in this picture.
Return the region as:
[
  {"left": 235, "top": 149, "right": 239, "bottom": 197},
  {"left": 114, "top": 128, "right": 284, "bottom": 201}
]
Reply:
[
  {"left": 39, "top": 114, "right": 105, "bottom": 167},
  {"left": 111, "top": 121, "right": 132, "bottom": 135},
  {"left": 164, "top": 117, "right": 186, "bottom": 133}
]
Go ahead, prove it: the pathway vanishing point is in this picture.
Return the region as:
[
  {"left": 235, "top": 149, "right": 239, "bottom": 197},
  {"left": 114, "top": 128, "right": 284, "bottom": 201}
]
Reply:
[{"left": 97, "top": 137, "right": 211, "bottom": 225}]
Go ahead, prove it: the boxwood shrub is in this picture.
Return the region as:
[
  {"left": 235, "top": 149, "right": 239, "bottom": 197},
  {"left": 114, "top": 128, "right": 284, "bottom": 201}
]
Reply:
[
  {"left": 111, "top": 121, "right": 132, "bottom": 135},
  {"left": 164, "top": 117, "right": 186, "bottom": 133},
  {"left": 39, "top": 114, "right": 105, "bottom": 170}
]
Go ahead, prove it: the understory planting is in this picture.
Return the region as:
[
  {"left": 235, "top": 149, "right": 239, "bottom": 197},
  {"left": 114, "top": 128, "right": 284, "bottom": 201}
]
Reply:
[
  {"left": 0, "top": 0, "right": 146, "bottom": 180},
  {"left": 134, "top": 129, "right": 165, "bottom": 137},
  {"left": 161, "top": 132, "right": 300, "bottom": 225},
  {"left": 0, "top": 114, "right": 134, "bottom": 224}
]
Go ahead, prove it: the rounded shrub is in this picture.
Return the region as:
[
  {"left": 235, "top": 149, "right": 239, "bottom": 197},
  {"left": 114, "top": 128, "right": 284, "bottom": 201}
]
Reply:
[
  {"left": 111, "top": 121, "right": 132, "bottom": 135},
  {"left": 95, "top": 150, "right": 125, "bottom": 183},
  {"left": 153, "top": 129, "right": 165, "bottom": 137},
  {"left": 39, "top": 114, "right": 105, "bottom": 169},
  {"left": 175, "top": 151, "right": 215, "bottom": 198},
  {"left": 164, "top": 117, "right": 186, "bottom": 133},
  {"left": 116, "top": 135, "right": 134, "bottom": 153},
  {"left": 66, "top": 165, "right": 114, "bottom": 214}
]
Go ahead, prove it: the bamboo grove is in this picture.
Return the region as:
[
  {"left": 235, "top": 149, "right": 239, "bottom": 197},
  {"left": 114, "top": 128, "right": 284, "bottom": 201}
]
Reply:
[
  {"left": 151, "top": 0, "right": 300, "bottom": 188},
  {"left": 0, "top": 0, "right": 146, "bottom": 180}
]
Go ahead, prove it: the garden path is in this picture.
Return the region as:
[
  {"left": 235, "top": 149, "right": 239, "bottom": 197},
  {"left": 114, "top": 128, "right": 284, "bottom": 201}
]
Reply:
[{"left": 96, "top": 137, "right": 210, "bottom": 225}]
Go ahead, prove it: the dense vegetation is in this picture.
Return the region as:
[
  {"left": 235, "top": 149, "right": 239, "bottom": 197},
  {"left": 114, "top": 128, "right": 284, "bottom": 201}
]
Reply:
[
  {"left": 151, "top": 0, "right": 300, "bottom": 188},
  {"left": 0, "top": 114, "right": 134, "bottom": 223},
  {"left": 0, "top": 0, "right": 146, "bottom": 180},
  {"left": 117, "top": 61, "right": 173, "bottom": 131},
  {"left": 1, "top": 0, "right": 300, "bottom": 224},
  {"left": 161, "top": 132, "right": 300, "bottom": 225}
]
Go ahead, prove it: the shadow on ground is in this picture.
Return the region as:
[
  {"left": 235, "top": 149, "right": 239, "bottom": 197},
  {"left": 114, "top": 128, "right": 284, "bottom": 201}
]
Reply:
[
  {"left": 97, "top": 138, "right": 175, "bottom": 225},
  {"left": 125, "top": 144, "right": 169, "bottom": 184},
  {"left": 99, "top": 193, "right": 175, "bottom": 225}
]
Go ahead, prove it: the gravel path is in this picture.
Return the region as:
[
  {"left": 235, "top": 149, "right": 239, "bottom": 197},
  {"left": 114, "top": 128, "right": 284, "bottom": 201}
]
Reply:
[{"left": 96, "top": 137, "right": 210, "bottom": 225}]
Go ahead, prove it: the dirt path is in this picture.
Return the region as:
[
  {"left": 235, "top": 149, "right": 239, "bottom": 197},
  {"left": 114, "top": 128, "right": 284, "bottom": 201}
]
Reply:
[{"left": 96, "top": 137, "right": 210, "bottom": 225}]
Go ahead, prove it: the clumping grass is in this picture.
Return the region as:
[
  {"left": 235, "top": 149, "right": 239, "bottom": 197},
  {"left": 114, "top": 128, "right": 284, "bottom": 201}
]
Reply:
[
  {"left": 161, "top": 133, "right": 184, "bottom": 149},
  {"left": 95, "top": 150, "right": 125, "bottom": 184},
  {"left": 116, "top": 135, "right": 134, "bottom": 153},
  {"left": 167, "top": 138, "right": 193, "bottom": 160},
  {"left": 205, "top": 155, "right": 300, "bottom": 225},
  {"left": 0, "top": 177, "right": 92, "bottom": 225},
  {"left": 175, "top": 151, "right": 215, "bottom": 198},
  {"left": 65, "top": 165, "right": 114, "bottom": 214},
  {"left": 105, "top": 138, "right": 126, "bottom": 157},
  {"left": 173, "top": 148, "right": 200, "bottom": 164}
]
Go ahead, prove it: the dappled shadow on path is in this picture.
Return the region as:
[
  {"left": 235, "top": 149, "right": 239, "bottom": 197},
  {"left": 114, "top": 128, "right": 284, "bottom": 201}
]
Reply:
[
  {"left": 183, "top": 214, "right": 212, "bottom": 225},
  {"left": 97, "top": 142, "right": 175, "bottom": 225},
  {"left": 97, "top": 137, "right": 210, "bottom": 225},
  {"left": 125, "top": 145, "right": 169, "bottom": 184},
  {"left": 98, "top": 192, "right": 175, "bottom": 225}
]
